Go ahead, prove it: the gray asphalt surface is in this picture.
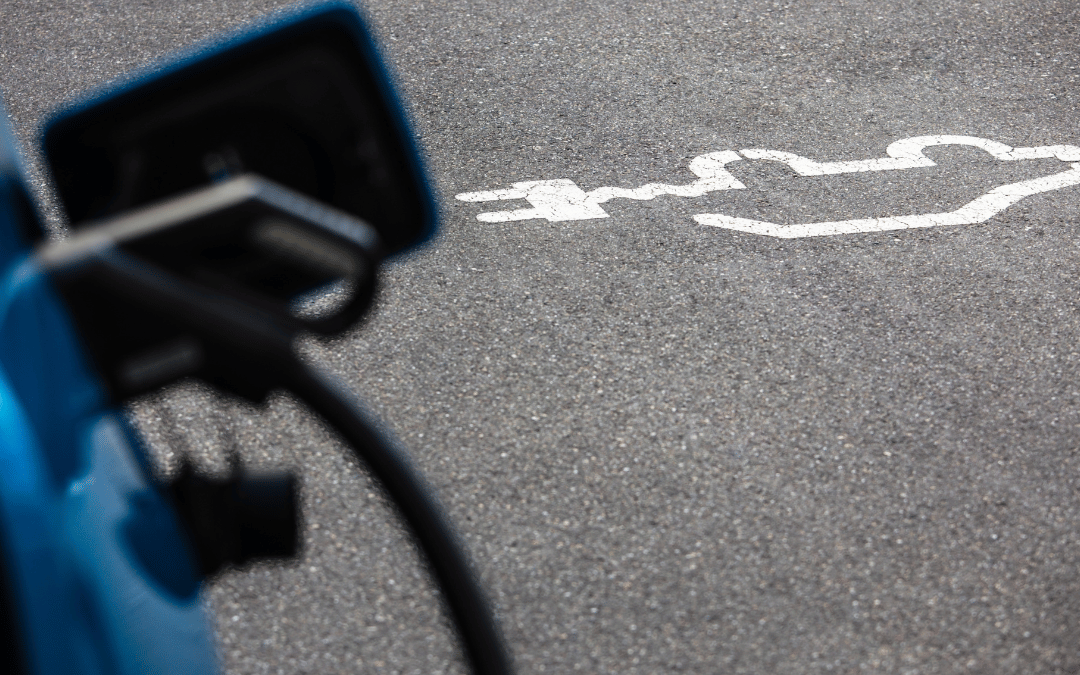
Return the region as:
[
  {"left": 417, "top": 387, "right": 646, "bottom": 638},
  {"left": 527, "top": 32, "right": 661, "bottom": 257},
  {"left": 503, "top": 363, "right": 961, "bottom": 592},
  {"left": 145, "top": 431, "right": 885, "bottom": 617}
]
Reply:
[{"left": 2, "top": 1, "right": 1080, "bottom": 673}]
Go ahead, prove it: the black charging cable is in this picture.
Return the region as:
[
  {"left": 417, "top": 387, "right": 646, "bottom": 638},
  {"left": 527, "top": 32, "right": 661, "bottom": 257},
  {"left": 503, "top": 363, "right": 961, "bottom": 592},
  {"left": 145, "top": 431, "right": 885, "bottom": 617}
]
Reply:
[
  {"left": 286, "top": 362, "right": 511, "bottom": 675},
  {"left": 59, "top": 248, "right": 514, "bottom": 675}
]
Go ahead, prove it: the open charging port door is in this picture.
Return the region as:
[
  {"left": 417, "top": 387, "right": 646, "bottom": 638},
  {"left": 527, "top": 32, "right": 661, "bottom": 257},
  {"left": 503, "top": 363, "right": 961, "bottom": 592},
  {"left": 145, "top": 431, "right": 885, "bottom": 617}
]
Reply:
[
  {"left": 39, "top": 2, "right": 440, "bottom": 397},
  {"left": 43, "top": 2, "right": 435, "bottom": 257}
]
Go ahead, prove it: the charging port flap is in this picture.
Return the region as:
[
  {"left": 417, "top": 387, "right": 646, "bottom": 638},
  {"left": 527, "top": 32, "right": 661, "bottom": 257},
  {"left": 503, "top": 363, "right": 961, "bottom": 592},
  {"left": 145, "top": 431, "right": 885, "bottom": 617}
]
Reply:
[{"left": 42, "top": 3, "right": 436, "bottom": 257}]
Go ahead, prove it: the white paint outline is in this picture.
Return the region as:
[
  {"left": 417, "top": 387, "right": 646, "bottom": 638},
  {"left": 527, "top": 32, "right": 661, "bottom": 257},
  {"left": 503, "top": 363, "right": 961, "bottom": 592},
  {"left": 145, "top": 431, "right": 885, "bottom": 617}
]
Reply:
[
  {"left": 695, "top": 164, "right": 1080, "bottom": 238},
  {"left": 455, "top": 135, "right": 1080, "bottom": 237},
  {"left": 739, "top": 135, "right": 1080, "bottom": 176},
  {"left": 455, "top": 151, "right": 744, "bottom": 222}
]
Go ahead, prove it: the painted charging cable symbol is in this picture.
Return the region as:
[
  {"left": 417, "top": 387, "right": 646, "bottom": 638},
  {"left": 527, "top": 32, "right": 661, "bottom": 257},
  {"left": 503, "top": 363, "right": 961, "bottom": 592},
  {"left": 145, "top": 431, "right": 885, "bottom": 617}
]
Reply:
[{"left": 456, "top": 135, "right": 1080, "bottom": 238}]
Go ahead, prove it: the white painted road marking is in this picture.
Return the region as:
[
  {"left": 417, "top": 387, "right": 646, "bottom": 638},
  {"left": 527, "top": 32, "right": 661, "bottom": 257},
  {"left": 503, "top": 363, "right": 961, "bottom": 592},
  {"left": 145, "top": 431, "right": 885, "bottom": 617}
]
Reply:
[
  {"left": 696, "top": 164, "right": 1080, "bottom": 238},
  {"left": 455, "top": 135, "right": 1080, "bottom": 237},
  {"left": 740, "top": 135, "right": 1080, "bottom": 176},
  {"left": 455, "top": 151, "right": 744, "bottom": 222}
]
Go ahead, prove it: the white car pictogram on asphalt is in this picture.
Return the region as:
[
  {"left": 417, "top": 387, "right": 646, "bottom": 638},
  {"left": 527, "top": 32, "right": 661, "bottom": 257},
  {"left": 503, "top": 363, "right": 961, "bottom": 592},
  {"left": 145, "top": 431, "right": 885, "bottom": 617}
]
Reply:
[{"left": 455, "top": 135, "right": 1080, "bottom": 239}]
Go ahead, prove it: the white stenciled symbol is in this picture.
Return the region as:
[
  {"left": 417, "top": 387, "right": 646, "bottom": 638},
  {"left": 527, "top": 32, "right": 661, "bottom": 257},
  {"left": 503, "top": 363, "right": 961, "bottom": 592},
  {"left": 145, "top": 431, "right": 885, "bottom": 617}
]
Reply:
[
  {"left": 455, "top": 135, "right": 1080, "bottom": 238},
  {"left": 455, "top": 151, "right": 744, "bottom": 222}
]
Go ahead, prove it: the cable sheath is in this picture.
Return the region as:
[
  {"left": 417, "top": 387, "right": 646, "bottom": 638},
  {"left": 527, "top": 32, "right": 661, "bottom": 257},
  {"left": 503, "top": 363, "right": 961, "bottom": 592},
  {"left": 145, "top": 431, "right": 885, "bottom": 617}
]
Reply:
[{"left": 281, "top": 360, "right": 514, "bottom": 675}]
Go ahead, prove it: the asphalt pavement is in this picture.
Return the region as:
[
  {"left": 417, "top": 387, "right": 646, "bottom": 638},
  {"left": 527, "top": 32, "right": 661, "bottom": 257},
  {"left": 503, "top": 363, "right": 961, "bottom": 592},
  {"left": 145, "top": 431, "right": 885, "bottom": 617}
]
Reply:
[{"left": 2, "top": 1, "right": 1080, "bottom": 673}]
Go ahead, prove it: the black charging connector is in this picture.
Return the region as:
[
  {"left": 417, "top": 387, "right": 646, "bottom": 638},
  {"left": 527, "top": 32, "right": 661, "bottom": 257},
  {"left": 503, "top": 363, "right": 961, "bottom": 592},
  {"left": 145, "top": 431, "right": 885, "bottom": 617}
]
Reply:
[{"left": 40, "top": 174, "right": 381, "bottom": 401}]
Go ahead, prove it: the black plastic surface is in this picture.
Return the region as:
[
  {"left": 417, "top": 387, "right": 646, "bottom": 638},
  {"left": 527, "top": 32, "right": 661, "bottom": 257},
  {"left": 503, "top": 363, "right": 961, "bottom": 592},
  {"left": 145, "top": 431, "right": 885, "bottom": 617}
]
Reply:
[
  {"left": 42, "top": 4, "right": 434, "bottom": 256},
  {"left": 40, "top": 175, "right": 381, "bottom": 401}
]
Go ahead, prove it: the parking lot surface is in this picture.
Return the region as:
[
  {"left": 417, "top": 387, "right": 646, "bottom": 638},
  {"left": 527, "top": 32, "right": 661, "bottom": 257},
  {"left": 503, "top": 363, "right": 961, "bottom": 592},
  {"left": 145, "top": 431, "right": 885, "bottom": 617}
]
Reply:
[{"left": 2, "top": 1, "right": 1080, "bottom": 673}]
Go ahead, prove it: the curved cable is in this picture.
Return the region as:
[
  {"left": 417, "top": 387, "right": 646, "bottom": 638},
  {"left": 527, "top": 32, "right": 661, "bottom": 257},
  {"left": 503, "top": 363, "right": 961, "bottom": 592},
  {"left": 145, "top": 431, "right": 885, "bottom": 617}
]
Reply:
[
  {"left": 54, "top": 250, "right": 514, "bottom": 675},
  {"left": 281, "top": 358, "right": 514, "bottom": 675}
]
